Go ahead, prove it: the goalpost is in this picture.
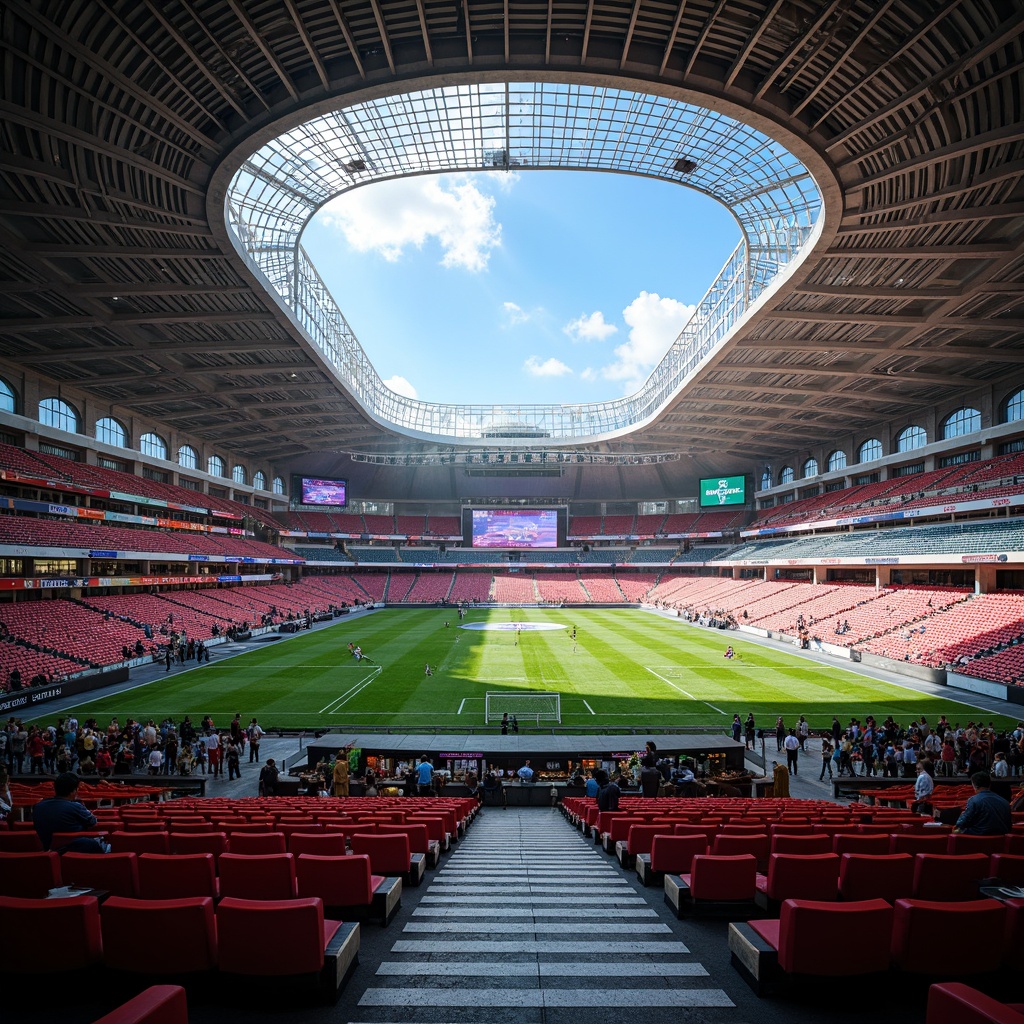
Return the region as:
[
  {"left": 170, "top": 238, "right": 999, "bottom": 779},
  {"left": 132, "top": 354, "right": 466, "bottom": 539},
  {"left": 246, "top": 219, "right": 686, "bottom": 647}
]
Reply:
[{"left": 485, "top": 691, "right": 562, "bottom": 725}]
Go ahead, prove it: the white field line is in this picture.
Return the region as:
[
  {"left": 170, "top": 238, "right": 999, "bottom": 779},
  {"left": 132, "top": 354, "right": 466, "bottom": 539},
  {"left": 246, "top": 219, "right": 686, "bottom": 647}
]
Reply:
[
  {"left": 319, "top": 667, "right": 382, "bottom": 714},
  {"left": 646, "top": 667, "right": 727, "bottom": 715},
  {"left": 457, "top": 698, "right": 466, "bottom": 715},
  {"left": 583, "top": 700, "right": 595, "bottom": 715}
]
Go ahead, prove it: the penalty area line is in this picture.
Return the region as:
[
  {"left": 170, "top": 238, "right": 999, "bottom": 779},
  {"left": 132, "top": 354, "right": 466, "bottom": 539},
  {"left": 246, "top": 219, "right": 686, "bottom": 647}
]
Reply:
[
  {"left": 646, "top": 667, "right": 727, "bottom": 715},
  {"left": 582, "top": 700, "right": 595, "bottom": 715}
]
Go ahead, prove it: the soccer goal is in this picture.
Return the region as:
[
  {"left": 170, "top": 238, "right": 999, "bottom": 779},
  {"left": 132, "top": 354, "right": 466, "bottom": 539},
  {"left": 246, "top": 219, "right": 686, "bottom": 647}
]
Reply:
[{"left": 485, "top": 691, "right": 561, "bottom": 725}]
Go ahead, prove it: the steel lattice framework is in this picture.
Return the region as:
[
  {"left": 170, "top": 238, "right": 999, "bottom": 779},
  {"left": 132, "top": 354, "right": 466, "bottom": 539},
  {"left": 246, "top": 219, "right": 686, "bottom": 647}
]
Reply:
[
  {"left": 0, "top": 0, "right": 1022, "bottom": 480},
  {"left": 225, "top": 82, "right": 821, "bottom": 443}
]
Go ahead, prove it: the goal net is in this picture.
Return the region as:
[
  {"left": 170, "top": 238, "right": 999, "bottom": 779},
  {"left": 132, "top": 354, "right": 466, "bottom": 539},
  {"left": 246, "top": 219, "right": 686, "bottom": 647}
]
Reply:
[{"left": 485, "top": 691, "right": 561, "bottom": 725}]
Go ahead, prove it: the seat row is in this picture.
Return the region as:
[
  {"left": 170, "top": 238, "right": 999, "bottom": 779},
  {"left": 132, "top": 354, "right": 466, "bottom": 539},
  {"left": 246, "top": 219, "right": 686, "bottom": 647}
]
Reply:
[
  {"left": 728, "top": 896, "right": 1024, "bottom": 994},
  {"left": 1, "top": 846, "right": 409, "bottom": 922},
  {"left": 661, "top": 849, "right": 1024, "bottom": 916},
  {"left": 0, "top": 893, "right": 359, "bottom": 1002}
]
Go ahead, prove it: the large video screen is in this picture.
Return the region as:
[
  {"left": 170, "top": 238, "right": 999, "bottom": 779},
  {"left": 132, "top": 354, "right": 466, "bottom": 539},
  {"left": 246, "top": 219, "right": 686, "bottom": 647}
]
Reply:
[
  {"left": 471, "top": 509, "right": 558, "bottom": 548},
  {"left": 699, "top": 475, "right": 747, "bottom": 508},
  {"left": 299, "top": 477, "right": 347, "bottom": 507}
]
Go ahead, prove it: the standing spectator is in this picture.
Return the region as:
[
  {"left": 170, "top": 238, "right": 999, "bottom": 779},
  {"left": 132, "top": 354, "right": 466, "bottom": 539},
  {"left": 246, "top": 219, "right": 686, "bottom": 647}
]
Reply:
[
  {"left": 797, "top": 716, "right": 810, "bottom": 751},
  {"left": 258, "top": 758, "right": 279, "bottom": 797},
  {"left": 783, "top": 729, "right": 800, "bottom": 776},
  {"left": 225, "top": 739, "right": 241, "bottom": 781},
  {"left": 27, "top": 727, "right": 45, "bottom": 774},
  {"left": 775, "top": 716, "right": 785, "bottom": 752},
  {"left": 819, "top": 735, "right": 834, "bottom": 781},
  {"left": 333, "top": 749, "right": 350, "bottom": 797},
  {"left": 912, "top": 760, "right": 934, "bottom": 813},
  {"left": 416, "top": 757, "right": 434, "bottom": 796},
  {"left": 205, "top": 731, "right": 221, "bottom": 777},
  {"left": 247, "top": 718, "right": 263, "bottom": 763},
  {"left": 744, "top": 712, "right": 756, "bottom": 750},
  {"left": 731, "top": 714, "right": 742, "bottom": 743},
  {"left": 10, "top": 722, "right": 27, "bottom": 774}
]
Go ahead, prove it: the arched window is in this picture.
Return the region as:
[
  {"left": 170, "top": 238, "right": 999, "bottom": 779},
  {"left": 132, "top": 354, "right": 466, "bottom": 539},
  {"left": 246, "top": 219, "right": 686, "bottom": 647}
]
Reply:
[
  {"left": 232, "top": 464, "right": 247, "bottom": 485},
  {"left": 272, "top": 476, "right": 286, "bottom": 495},
  {"left": 896, "top": 425, "right": 927, "bottom": 452},
  {"left": 1001, "top": 388, "right": 1024, "bottom": 425},
  {"left": 802, "top": 458, "right": 818, "bottom": 479},
  {"left": 779, "top": 465, "right": 794, "bottom": 484},
  {"left": 95, "top": 417, "right": 128, "bottom": 448},
  {"left": 207, "top": 455, "right": 225, "bottom": 477},
  {"left": 827, "top": 450, "right": 847, "bottom": 472},
  {"left": 140, "top": 432, "right": 168, "bottom": 460},
  {"left": 253, "top": 470, "right": 267, "bottom": 491},
  {"left": 0, "top": 378, "right": 16, "bottom": 414},
  {"left": 177, "top": 444, "right": 198, "bottom": 469},
  {"left": 941, "top": 407, "right": 981, "bottom": 439},
  {"left": 858, "top": 438, "right": 883, "bottom": 463},
  {"left": 760, "top": 467, "right": 773, "bottom": 490},
  {"left": 39, "top": 397, "right": 80, "bottom": 433}
]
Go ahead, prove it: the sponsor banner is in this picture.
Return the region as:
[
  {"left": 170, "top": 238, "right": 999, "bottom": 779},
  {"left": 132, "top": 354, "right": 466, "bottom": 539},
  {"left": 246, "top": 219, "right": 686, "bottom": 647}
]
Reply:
[
  {"left": 961, "top": 553, "right": 1008, "bottom": 563},
  {"left": 110, "top": 490, "right": 167, "bottom": 508},
  {"left": 217, "top": 574, "right": 242, "bottom": 582},
  {"left": 865, "top": 557, "right": 900, "bottom": 564},
  {"left": 439, "top": 752, "right": 484, "bottom": 759},
  {"left": 0, "top": 668, "right": 129, "bottom": 714},
  {"left": 89, "top": 550, "right": 119, "bottom": 559},
  {"left": 188, "top": 554, "right": 210, "bottom": 561}
]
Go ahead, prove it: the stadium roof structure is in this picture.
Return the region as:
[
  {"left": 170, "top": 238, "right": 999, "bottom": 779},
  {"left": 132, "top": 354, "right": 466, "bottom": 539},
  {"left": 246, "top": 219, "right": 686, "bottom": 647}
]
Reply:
[{"left": 2, "top": 0, "right": 1023, "bottom": 469}]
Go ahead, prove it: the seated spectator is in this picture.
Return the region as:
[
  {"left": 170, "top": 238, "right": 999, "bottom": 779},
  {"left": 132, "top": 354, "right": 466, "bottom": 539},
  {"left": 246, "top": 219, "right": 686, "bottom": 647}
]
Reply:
[
  {"left": 954, "top": 771, "right": 1012, "bottom": 835},
  {"left": 33, "top": 772, "right": 109, "bottom": 853}
]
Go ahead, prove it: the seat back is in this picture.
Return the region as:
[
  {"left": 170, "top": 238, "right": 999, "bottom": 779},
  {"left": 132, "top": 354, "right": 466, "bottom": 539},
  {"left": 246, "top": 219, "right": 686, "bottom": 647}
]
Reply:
[
  {"left": 778, "top": 898, "right": 892, "bottom": 976},
  {"left": 137, "top": 854, "right": 218, "bottom": 900},
  {"left": 925, "top": 982, "right": 1024, "bottom": 1024},
  {"left": 947, "top": 834, "right": 1007, "bottom": 857},
  {"left": 838, "top": 853, "right": 915, "bottom": 903},
  {"left": 0, "top": 850, "right": 61, "bottom": 896},
  {"left": 0, "top": 894, "right": 101, "bottom": 971},
  {"left": 765, "top": 853, "right": 840, "bottom": 902},
  {"left": 833, "top": 834, "right": 890, "bottom": 856},
  {"left": 91, "top": 984, "right": 189, "bottom": 1024},
  {"left": 100, "top": 896, "right": 217, "bottom": 974},
  {"left": 288, "top": 832, "right": 348, "bottom": 857},
  {"left": 61, "top": 851, "right": 139, "bottom": 898},
  {"left": 711, "top": 833, "right": 770, "bottom": 871},
  {"left": 650, "top": 834, "right": 707, "bottom": 875},
  {"left": 296, "top": 853, "right": 375, "bottom": 907},
  {"left": 107, "top": 831, "right": 171, "bottom": 855},
  {"left": 227, "top": 832, "right": 286, "bottom": 855},
  {"left": 890, "top": 833, "right": 949, "bottom": 856},
  {"left": 168, "top": 832, "right": 228, "bottom": 861},
  {"left": 216, "top": 897, "right": 327, "bottom": 976},
  {"left": 0, "top": 832, "right": 44, "bottom": 852},
  {"left": 989, "top": 853, "right": 1024, "bottom": 887},
  {"left": 912, "top": 853, "right": 989, "bottom": 901},
  {"left": 350, "top": 833, "right": 411, "bottom": 875},
  {"left": 626, "top": 824, "right": 672, "bottom": 857},
  {"left": 770, "top": 834, "right": 832, "bottom": 856},
  {"left": 688, "top": 854, "right": 757, "bottom": 901},
  {"left": 218, "top": 852, "right": 296, "bottom": 900},
  {"left": 892, "top": 898, "right": 1006, "bottom": 974}
]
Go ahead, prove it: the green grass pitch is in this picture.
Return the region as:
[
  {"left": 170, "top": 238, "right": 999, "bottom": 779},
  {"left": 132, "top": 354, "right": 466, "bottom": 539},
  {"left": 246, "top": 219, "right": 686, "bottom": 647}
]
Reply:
[{"left": 34, "top": 607, "right": 1019, "bottom": 733}]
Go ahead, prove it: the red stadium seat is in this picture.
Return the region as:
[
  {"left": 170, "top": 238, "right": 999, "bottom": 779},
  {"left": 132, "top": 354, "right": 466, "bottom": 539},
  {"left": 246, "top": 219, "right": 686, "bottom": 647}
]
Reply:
[
  {"left": 0, "top": 895, "right": 102, "bottom": 972},
  {"left": 137, "top": 854, "right": 219, "bottom": 900},
  {"left": 755, "top": 853, "right": 839, "bottom": 910},
  {"left": 228, "top": 832, "right": 286, "bottom": 855},
  {"left": 912, "top": 853, "right": 990, "bottom": 901},
  {"left": 892, "top": 898, "right": 1006, "bottom": 974},
  {"left": 0, "top": 851, "right": 61, "bottom": 896},
  {"left": 61, "top": 852, "right": 139, "bottom": 898},
  {"left": 295, "top": 853, "right": 401, "bottom": 925},
  {"left": 838, "top": 853, "right": 915, "bottom": 903},
  {"left": 218, "top": 852, "right": 296, "bottom": 900},
  {"left": 925, "top": 983, "right": 1024, "bottom": 1024},
  {"left": 90, "top": 985, "right": 189, "bottom": 1024},
  {"left": 100, "top": 896, "right": 217, "bottom": 974}
]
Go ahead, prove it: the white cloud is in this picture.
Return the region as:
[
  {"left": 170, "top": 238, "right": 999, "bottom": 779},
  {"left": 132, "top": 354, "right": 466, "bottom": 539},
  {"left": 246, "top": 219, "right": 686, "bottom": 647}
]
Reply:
[
  {"left": 580, "top": 367, "right": 597, "bottom": 382},
  {"left": 563, "top": 310, "right": 618, "bottom": 343},
  {"left": 320, "top": 175, "right": 501, "bottom": 272},
  {"left": 382, "top": 375, "right": 418, "bottom": 399},
  {"left": 502, "top": 301, "right": 530, "bottom": 326},
  {"left": 601, "top": 291, "right": 696, "bottom": 393},
  {"left": 524, "top": 356, "right": 572, "bottom": 377}
]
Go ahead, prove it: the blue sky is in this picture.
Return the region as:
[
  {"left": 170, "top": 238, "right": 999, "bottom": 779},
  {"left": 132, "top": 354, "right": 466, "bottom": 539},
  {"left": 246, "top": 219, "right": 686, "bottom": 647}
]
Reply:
[{"left": 302, "top": 171, "right": 739, "bottom": 406}]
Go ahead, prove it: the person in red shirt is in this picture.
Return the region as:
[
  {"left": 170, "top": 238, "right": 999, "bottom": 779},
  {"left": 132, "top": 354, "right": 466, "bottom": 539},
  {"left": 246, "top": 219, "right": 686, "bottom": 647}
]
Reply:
[{"left": 27, "top": 727, "right": 45, "bottom": 774}]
